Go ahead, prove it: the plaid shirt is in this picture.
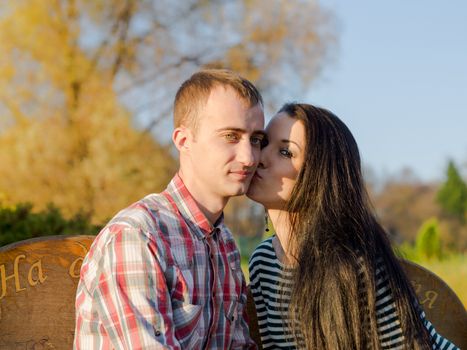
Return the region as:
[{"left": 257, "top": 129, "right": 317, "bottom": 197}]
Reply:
[{"left": 74, "top": 174, "right": 256, "bottom": 349}]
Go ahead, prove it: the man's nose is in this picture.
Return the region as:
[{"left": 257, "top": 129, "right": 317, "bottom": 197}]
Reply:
[{"left": 237, "top": 140, "right": 256, "bottom": 167}]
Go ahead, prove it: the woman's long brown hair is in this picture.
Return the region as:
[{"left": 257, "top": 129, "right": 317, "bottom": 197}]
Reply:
[{"left": 278, "top": 103, "right": 432, "bottom": 349}]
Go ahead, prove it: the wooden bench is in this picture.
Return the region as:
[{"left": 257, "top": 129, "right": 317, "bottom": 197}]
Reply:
[{"left": 1, "top": 235, "right": 465, "bottom": 349}]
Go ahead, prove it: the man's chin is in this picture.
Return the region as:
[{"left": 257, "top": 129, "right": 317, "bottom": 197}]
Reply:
[
  {"left": 227, "top": 178, "right": 254, "bottom": 195},
  {"left": 226, "top": 183, "right": 250, "bottom": 197},
  {"left": 231, "top": 187, "right": 248, "bottom": 197}
]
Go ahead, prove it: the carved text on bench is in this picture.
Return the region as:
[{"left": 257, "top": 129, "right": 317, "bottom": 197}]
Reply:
[{"left": 0, "top": 253, "right": 83, "bottom": 299}]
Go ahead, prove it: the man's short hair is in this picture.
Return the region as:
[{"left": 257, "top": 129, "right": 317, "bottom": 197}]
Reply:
[{"left": 174, "top": 69, "right": 263, "bottom": 133}]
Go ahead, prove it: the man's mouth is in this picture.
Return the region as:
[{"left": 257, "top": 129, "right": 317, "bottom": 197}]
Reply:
[{"left": 230, "top": 170, "right": 253, "bottom": 179}]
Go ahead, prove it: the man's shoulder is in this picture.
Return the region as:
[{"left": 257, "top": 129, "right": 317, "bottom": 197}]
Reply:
[
  {"left": 79, "top": 193, "right": 179, "bottom": 286},
  {"left": 108, "top": 192, "right": 177, "bottom": 232},
  {"left": 88, "top": 192, "right": 179, "bottom": 253}
]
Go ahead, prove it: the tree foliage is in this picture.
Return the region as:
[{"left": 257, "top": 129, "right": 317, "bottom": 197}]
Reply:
[
  {"left": 0, "top": 0, "right": 336, "bottom": 130},
  {"left": 437, "top": 160, "right": 467, "bottom": 224},
  {"left": 0, "top": 0, "right": 177, "bottom": 223},
  {"left": 371, "top": 166, "right": 467, "bottom": 253},
  {"left": 0, "top": 202, "right": 102, "bottom": 246},
  {"left": 0, "top": 0, "right": 336, "bottom": 225},
  {"left": 415, "top": 218, "right": 442, "bottom": 261},
  {"left": 372, "top": 175, "right": 438, "bottom": 242}
]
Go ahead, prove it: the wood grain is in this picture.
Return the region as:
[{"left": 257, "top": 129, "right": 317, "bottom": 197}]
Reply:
[{"left": 0, "top": 236, "right": 94, "bottom": 350}]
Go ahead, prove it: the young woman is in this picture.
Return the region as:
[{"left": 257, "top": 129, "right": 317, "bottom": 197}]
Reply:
[{"left": 247, "top": 103, "right": 458, "bottom": 350}]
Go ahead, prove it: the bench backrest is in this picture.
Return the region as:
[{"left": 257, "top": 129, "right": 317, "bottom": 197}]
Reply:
[{"left": 0, "top": 236, "right": 465, "bottom": 349}]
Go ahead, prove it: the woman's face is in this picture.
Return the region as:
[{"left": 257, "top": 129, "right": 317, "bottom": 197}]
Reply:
[{"left": 247, "top": 112, "right": 306, "bottom": 209}]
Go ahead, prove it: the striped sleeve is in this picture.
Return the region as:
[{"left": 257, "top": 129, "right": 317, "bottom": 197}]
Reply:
[
  {"left": 374, "top": 258, "right": 460, "bottom": 350},
  {"left": 419, "top": 310, "right": 460, "bottom": 350}
]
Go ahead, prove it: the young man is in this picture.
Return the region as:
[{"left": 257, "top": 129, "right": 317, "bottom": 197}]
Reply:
[{"left": 74, "top": 69, "right": 265, "bottom": 349}]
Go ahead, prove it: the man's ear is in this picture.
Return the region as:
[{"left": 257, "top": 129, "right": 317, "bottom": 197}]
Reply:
[{"left": 172, "top": 126, "right": 191, "bottom": 152}]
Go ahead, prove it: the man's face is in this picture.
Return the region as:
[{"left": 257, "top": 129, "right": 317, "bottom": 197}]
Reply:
[{"left": 188, "top": 85, "right": 265, "bottom": 202}]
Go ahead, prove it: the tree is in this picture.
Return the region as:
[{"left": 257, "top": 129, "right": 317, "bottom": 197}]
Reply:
[
  {"left": 0, "top": 202, "right": 102, "bottom": 246},
  {"left": 371, "top": 165, "right": 467, "bottom": 252},
  {"left": 0, "top": 111, "right": 176, "bottom": 224},
  {"left": 414, "top": 218, "right": 442, "bottom": 261},
  {"left": 0, "top": 0, "right": 337, "bottom": 131},
  {"left": 371, "top": 169, "right": 439, "bottom": 243},
  {"left": 437, "top": 160, "right": 467, "bottom": 224},
  {"left": 0, "top": 0, "right": 336, "bottom": 224},
  {"left": 0, "top": 0, "right": 177, "bottom": 223}
]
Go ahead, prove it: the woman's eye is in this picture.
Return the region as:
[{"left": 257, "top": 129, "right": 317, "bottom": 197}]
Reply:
[{"left": 280, "top": 149, "right": 293, "bottom": 158}]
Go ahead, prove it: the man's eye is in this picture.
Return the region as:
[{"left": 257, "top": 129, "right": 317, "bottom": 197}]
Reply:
[
  {"left": 280, "top": 149, "right": 293, "bottom": 158},
  {"left": 250, "top": 135, "right": 264, "bottom": 146},
  {"left": 224, "top": 133, "right": 239, "bottom": 141}
]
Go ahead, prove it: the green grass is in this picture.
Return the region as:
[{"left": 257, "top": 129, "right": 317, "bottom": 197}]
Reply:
[{"left": 241, "top": 258, "right": 250, "bottom": 284}]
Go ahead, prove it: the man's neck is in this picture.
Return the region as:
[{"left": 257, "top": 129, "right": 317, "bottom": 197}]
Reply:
[{"left": 178, "top": 170, "right": 227, "bottom": 225}]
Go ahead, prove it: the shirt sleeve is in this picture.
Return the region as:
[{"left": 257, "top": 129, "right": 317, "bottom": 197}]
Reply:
[
  {"left": 419, "top": 310, "right": 460, "bottom": 350},
  {"left": 76, "top": 226, "right": 182, "bottom": 350}
]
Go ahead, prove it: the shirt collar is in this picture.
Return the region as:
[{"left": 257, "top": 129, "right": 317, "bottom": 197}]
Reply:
[{"left": 165, "top": 173, "right": 225, "bottom": 239}]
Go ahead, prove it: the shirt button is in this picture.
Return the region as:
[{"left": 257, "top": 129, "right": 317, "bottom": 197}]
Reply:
[{"left": 155, "top": 330, "right": 161, "bottom": 337}]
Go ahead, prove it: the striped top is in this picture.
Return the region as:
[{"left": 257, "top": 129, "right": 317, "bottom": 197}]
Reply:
[{"left": 249, "top": 237, "right": 459, "bottom": 350}]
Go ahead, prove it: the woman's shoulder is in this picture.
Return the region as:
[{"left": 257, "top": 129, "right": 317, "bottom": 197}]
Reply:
[
  {"left": 251, "top": 236, "right": 275, "bottom": 254},
  {"left": 249, "top": 236, "right": 276, "bottom": 266}
]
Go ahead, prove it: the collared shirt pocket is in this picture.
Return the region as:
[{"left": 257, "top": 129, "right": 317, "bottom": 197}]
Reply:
[
  {"left": 164, "top": 240, "right": 195, "bottom": 302},
  {"left": 223, "top": 246, "right": 247, "bottom": 325},
  {"left": 172, "top": 299, "right": 203, "bottom": 349}
]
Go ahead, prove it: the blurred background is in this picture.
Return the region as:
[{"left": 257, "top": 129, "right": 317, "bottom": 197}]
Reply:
[{"left": 0, "top": 1, "right": 465, "bottom": 305}]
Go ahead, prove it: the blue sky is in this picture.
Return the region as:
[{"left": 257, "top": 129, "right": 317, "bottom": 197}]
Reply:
[{"left": 306, "top": 0, "right": 467, "bottom": 182}]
